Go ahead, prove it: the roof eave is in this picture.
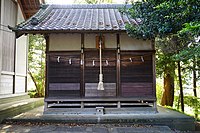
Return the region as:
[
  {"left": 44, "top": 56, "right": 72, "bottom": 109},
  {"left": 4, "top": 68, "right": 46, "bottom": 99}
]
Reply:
[{"left": 16, "top": 29, "right": 127, "bottom": 38}]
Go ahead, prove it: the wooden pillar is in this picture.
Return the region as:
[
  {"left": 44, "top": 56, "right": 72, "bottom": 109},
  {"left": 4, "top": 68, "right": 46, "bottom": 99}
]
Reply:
[
  {"left": 13, "top": 33, "right": 17, "bottom": 94},
  {"left": 151, "top": 39, "right": 157, "bottom": 108},
  {"left": 116, "top": 34, "right": 121, "bottom": 97},
  {"left": 80, "top": 33, "right": 85, "bottom": 97},
  {"left": 44, "top": 35, "right": 49, "bottom": 98},
  {"left": 25, "top": 36, "right": 28, "bottom": 92}
]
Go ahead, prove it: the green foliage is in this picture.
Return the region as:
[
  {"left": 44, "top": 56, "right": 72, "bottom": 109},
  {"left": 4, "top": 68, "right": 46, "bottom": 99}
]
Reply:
[
  {"left": 28, "top": 90, "right": 37, "bottom": 98},
  {"left": 28, "top": 35, "right": 46, "bottom": 98},
  {"left": 179, "top": 21, "right": 200, "bottom": 36},
  {"left": 156, "top": 79, "right": 163, "bottom": 105},
  {"left": 174, "top": 95, "right": 200, "bottom": 119},
  {"left": 80, "top": 0, "right": 112, "bottom": 4},
  {"left": 155, "top": 35, "right": 177, "bottom": 77},
  {"left": 123, "top": 0, "right": 200, "bottom": 39}
]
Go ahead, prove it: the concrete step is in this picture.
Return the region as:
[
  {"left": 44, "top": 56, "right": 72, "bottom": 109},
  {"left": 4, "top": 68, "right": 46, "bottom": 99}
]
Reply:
[
  {"left": 3, "top": 106, "right": 195, "bottom": 131},
  {"left": 0, "top": 93, "right": 30, "bottom": 105},
  {"left": 0, "top": 97, "right": 44, "bottom": 123}
]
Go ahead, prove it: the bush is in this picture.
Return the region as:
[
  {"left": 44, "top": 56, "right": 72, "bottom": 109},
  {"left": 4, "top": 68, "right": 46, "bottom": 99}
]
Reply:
[{"left": 28, "top": 90, "right": 37, "bottom": 98}]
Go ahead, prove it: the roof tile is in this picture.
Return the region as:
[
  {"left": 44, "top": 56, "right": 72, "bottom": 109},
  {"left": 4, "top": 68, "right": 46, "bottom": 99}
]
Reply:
[{"left": 17, "top": 4, "right": 135, "bottom": 32}]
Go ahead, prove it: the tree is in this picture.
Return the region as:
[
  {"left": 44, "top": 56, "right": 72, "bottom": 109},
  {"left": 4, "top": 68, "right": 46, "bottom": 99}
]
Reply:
[
  {"left": 28, "top": 35, "right": 46, "bottom": 97},
  {"left": 123, "top": 0, "right": 200, "bottom": 108}
]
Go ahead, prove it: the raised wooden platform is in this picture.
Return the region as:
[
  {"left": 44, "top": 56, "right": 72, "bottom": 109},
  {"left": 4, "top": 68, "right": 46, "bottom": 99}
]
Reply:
[{"left": 44, "top": 97, "right": 157, "bottom": 112}]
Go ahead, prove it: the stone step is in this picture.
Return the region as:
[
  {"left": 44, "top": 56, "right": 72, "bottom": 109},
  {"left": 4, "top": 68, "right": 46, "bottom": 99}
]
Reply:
[
  {"left": 0, "top": 93, "right": 30, "bottom": 105},
  {"left": 0, "top": 98, "right": 44, "bottom": 123}
]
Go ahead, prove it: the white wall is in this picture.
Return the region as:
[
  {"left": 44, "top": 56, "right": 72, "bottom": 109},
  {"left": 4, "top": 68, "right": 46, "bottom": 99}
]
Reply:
[
  {"left": 84, "top": 34, "right": 96, "bottom": 48},
  {"left": 120, "top": 33, "right": 152, "bottom": 50},
  {"left": 49, "top": 33, "right": 152, "bottom": 50},
  {"left": 15, "top": 35, "right": 27, "bottom": 93},
  {"left": 0, "top": 74, "right": 13, "bottom": 94},
  {"left": 84, "top": 33, "right": 117, "bottom": 48},
  {"left": 49, "top": 34, "right": 81, "bottom": 51},
  {"left": 0, "top": 0, "right": 28, "bottom": 94},
  {"left": 15, "top": 76, "right": 26, "bottom": 93},
  {"left": 16, "top": 35, "right": 27, "bottom": 75}
]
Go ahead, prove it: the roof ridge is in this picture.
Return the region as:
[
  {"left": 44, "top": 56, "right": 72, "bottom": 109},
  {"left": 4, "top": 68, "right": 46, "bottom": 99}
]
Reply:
[{"left": 44, "top": 4, "right": 131, "bottom": 9}]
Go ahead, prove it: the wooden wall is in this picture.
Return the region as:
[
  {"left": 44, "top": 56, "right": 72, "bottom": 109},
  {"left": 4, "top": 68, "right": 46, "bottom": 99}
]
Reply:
[
  {"left": 47, "top": 33, "right": 155, "bottom": 99},
  {"left": 84, "top": 50, "right": 117, "bottom": 97},
  {"left": 48, "top": 52, "right": 81, "bottom": 97},
  {"left": 120, "top": 51, "right": 153, "bottom": 97}
]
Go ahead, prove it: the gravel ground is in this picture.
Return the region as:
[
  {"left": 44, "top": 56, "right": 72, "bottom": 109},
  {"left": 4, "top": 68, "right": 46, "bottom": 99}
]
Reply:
[
  {"left": 0, "top": 122, "right": 176, "bottom": 133},
  {"left": 1, "top": 122, "right": 200, "bottom": 133}
]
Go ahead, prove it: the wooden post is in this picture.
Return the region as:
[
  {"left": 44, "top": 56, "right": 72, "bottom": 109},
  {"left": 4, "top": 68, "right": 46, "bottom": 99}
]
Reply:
[
  {"left": 151, "top": 39, "right": 157, "bottom": 105},
  {"left": 116, "top": 34, "right": 120, "bottom": 97},
  {"left": 44, "top": 35, "right": 49, "bottom": 98},
  {"left": 25, "top": 35, "right": 29, "bottom": 93},
  {"left": 81, "top": 33, "right": 85, "bottom": 97},
  {"left": 13, "top": 33, "right": 17, "bottom": 94}
]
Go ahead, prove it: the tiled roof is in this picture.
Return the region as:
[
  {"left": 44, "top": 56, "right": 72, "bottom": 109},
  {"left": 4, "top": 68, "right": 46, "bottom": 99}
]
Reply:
[{"left": 15, "top": 4, "right": 138, "bottom": 34}]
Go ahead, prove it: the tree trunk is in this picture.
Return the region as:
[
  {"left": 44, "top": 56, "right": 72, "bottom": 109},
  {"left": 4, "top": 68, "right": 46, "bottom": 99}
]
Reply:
[
  {"left": 161, "top": 71, "right": 174, "bottom": 106},
  {"left": 28, "top": 69, "right": 39, "bottom": 94},
  {"left": 178, "top": 61, "right": 184, "bottom": 112},
  {"left": 193, "top": 57, "right": 198, "bottom": 118},
  {"left": 193, "top": 57, "right": 197, "bottom": 97}
]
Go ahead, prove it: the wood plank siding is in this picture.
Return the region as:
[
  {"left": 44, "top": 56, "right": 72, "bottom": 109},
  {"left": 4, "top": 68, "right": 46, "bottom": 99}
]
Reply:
[
  {"left": 48, "top": 52, "right": 81, "bottom": 98},
  {"left": 46, "top": 50, "right": 154, "bottom": 99},
  {"left": 120, "top": 51, "right": 153, "bottom": 97},
  {"left": 84, "top": 50, "right": 116, "bottom": 97}
]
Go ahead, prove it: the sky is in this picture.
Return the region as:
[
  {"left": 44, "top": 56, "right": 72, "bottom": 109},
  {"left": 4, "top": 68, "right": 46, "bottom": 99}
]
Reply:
[{"left": 46, "top": 0, "right": 127, "bottom": 4}]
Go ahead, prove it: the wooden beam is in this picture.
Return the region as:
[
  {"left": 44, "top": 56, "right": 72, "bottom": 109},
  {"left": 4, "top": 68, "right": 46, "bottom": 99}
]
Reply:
[
  {"left": 23, "top": 10, "right": 39, "bottom": 14},
  {"left": 22, "top": 0, "right": 28, "bottom": 10},
  {"left": 26, "top": 0, "right": 33, "bottom": 12},
  {"left": 33, "top": 0, "right": 38, "bottom": 9},
  {"left": 17, "top": 0, "right": 26, "bottom": 20},
  {"left": 81, "top": 33, "right": 85, "bottom": 97},
  {"left": 116, "top": 33, "right": 121, "bottom": 97}
]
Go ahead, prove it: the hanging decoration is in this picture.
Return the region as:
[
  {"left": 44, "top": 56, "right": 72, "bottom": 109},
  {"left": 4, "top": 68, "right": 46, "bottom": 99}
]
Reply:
[
  {"left": 57, "top": 56, "right": 60, "bottom": 63},
  {"left": 54, "top": 54, "right": 148, "bottom": 65},
  {"left": 69, "top": 58, "right": 72, "bottom": 65},
  {"left": 80, "top": 59, "right": 83, "bottom": 65},
  {"left": 97, "top": 35, "right": 104, "bottom": 90},
  {"left": 106, "top": 60, "right": 109, "bottom": 66},
  {"left": 141, "top": 56, "right": 144, "bottom": 62},
  {"left": 129, "top": 58, "right": 133, "bottom": 62},
  {"left": 93, "top": 60, "right": 95, "bottom": 66}
]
